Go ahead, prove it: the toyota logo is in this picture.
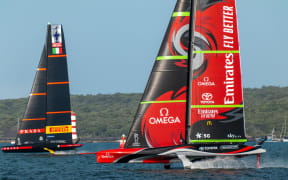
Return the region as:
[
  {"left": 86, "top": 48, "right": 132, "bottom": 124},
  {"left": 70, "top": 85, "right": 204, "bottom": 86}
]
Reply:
[{"left": 202, "top": 93, "right": 213, "bottom": 101}]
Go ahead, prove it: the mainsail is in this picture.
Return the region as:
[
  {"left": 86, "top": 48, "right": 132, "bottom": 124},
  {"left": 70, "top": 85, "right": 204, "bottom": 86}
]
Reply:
[
  {"left": 125, "top": 0, "right": 246, "bottom": 148},
  {"left": 15, "top": 24, "right": 74, "bottom": 146}
]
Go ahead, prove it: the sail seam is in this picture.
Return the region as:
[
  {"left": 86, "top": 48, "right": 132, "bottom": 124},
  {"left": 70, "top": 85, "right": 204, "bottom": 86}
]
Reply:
[
  {"left": 46, "top": 111, "right": 71, "bottom": 114},
  {"left": 190, "top": 139, "right": 247, "bottom": 143},
  {"left": 30, "top": 93, "right": 47, "bottom": 96},
  {"left": 191, "top": 105, "right": 243, "bottom": 108},
  {"left": 47, "top": 81, "right": 69, "bottom": 85},
  {"left": 22, "top": 118, "right": 46, "bottom": 121},
  {"left": 157, "top": 51, "right": 239, "bottom": 60},
  {"left": 48, "top": 54, "right": 67, "bottom": 58},
  {"left": 141, "top": 100, "right": 186, "bottom": 104},
  {"left": 195, "top": 50, "right": 240, "bottom": 54},
  {"left": 172, "top": 12, "right": 190, "bottom": 17}
]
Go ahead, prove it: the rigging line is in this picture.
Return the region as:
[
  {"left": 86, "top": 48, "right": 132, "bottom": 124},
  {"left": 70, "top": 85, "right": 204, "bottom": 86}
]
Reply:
[{"left": 185, "top": 0, "right": 198, "bottom": 144}]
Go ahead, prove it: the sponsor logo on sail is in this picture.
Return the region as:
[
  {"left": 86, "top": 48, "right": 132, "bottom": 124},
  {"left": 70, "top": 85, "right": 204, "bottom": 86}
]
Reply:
[
  {"left": 196, "top": 132, "right": 211, "bottom": 139},
  {"left": 197, "top": 77, "right": 215, "bottom": 87},
  {"left": 207, "top": 121, "right": 213, "bottom": 126},
  {"left": 201, "top": 93, "right": 214, "bottom": 104},
  {"left": 224, "top": 53, "right": 235, "bottom": 105},
  {"left": 46, "top": 125, "right": 72, "bottom": 134},
  {"left": 18, "top": 128, "right": 45, "bottom": 134},
  {"left": 227, "top": 133, "right": 242, "bottom": 138},
  {"left": 132, "top": 133, "right": 140, "bottom": 147},
  {"left": 51, "top": 25, "right": 63, "bottom": 54},
  {"left": 148, "top": 108, "right": 181, "bottom": 125},
  {"left": 222, "top": 5, "right": 236, "bottom": 105},
  {"left": 197, "top": 109, "right": 218, "bottom": 119}
]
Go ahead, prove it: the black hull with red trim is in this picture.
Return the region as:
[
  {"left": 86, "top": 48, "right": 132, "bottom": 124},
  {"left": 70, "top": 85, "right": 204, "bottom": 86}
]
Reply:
[
  {"left": 1, "top": 144, "right": 82, "bottom": 153},
  {"left": 97, "top": 144, "right": 265, "bottom": 164}
]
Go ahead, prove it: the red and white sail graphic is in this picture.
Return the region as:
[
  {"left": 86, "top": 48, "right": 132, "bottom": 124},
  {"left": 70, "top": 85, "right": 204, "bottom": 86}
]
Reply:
[
  {"left": 71, "top": 112, "right": 78, "bottom": 141},
  {"left": 189, "top": 0, "right": 246, "bottom": 142}
]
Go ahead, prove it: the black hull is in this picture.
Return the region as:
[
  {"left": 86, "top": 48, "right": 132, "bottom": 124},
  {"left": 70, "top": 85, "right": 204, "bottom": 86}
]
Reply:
[{"left": 1, "top": 144, "right": 82, "bottom": 153}]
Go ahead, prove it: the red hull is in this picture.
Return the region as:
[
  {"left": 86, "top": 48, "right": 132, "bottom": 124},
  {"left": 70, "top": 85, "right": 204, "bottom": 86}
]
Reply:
[{"left": 97, "top": 145, "right": 265, "bottom": 164}]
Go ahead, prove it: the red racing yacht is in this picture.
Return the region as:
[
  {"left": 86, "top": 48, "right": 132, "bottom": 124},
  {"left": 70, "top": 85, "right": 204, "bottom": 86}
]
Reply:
[{"left": 97, "top": 0, "right": 265, "bottom": 168}]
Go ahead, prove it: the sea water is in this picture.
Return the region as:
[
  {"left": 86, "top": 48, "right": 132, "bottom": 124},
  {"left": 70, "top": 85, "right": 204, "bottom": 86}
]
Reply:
[{"left": 0, "top": 142, "right": 287, "bottom": 179}]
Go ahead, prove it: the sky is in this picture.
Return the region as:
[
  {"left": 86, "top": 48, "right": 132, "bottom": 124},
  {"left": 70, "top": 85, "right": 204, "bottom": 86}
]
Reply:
[{"left": 0, "top": 0, "right": 288, "bottom": 99}]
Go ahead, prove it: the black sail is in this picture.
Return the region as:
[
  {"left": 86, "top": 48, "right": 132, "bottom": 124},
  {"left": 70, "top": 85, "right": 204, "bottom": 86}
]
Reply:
[
  {"left": 16, "top": 47, "right": 48, "bottom": 145},
  {"left": 15, "top": 24, "right": 73, "bottom": 146},
  {"left": 125, "top": 0, "right": 191, "bottom": 148},
  {"left": 45, "top": 24, "right": 72, "bottom": 144}
]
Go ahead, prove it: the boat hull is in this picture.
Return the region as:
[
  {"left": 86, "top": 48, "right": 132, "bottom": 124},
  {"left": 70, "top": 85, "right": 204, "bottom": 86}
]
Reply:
[
  {"left": 1, "top": 144, "right": 83, "bottom": 153},
  {"left": 97, "top": 144, "right": 266, "bottom": 164}
]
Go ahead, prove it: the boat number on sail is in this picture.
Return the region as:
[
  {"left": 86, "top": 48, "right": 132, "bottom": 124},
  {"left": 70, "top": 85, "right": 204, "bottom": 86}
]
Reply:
[
  {"left": 148, "top": 108, "right": 181, "bottom": 125},
  {"left": 46, "top": 125, "right": 72, "bottom": 134},
  {"left": 223, "top": 6, "right": 236, "bottom": 105}
]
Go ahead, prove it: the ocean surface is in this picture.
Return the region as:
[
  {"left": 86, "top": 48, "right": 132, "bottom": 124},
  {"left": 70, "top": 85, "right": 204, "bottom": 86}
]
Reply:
[{"left": 0, "top": 142, "right": 287, "bottom": 180}]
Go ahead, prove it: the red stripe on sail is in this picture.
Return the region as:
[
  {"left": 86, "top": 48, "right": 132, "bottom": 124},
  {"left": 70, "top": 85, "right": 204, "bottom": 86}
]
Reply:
[
  {"left": 47, "top": 81, "right": 69, "bottom": 85},
  {"left": 48, "top": 54, "right": 67, "bottom": 58},
  {"left": 22, "top": 118, "right": 46, "bottom": 121},
  {"left": 46, "top": 111, "right": 71, "bottom": 114}
]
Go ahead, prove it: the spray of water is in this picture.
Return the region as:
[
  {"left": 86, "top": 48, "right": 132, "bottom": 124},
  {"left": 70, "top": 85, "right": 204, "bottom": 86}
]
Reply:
[{"left": 187, "top": 157, "right": 254, "bottom": 169}]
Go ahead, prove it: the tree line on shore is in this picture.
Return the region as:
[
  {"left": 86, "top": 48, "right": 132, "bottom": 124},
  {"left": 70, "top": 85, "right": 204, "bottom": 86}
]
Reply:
[{"left": 0, "top": 86, "right": 287, "bottom": 140}]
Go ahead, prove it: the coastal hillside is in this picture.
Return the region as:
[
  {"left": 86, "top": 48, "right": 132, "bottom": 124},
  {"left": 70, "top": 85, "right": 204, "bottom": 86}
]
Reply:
[{"left": 0, "top": 86, "right": 287, "bottom": 140}]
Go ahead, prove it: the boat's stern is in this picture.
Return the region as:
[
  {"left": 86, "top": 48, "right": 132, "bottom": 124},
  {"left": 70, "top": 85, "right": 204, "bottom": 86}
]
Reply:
[{"left": 96, "top": 148, "right": 144, "bottom": 163}]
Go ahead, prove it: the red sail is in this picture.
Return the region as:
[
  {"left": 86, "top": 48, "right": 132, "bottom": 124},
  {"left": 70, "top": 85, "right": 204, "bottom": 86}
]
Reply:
[
  {"left": 189, "top": 0, "right": 246, "bottom": 143},
  {"left": 124, "top": 0, "right": 191, "bottom": 148}
]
